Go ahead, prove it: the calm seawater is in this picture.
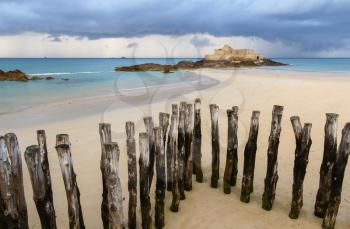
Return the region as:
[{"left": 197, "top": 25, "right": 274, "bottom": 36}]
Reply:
[{"left": 0, "top": 58, "right": 349, "bottom": 114}]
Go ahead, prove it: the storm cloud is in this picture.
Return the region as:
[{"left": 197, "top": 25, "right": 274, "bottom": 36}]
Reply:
[{"left": 0, "top": 0, "right": 350, "bottom": 53}]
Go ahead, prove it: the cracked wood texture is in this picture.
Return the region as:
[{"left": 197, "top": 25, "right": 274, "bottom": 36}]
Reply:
[
  {"left": 241, "top": 111, "right": 260, "bottom": 203},
  {"left": 193, "top": 98, "right": 203, "bottom": 182},
  {"left": 262, "top": 105, "right": 283, "bottom": 211},
  {"left": 210, "top": 104, "right": 220, "bottom": 188}
]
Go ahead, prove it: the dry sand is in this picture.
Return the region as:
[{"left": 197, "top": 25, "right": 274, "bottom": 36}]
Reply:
[{"left": 1, "top": 68, "right": 350, "bottom": 228}]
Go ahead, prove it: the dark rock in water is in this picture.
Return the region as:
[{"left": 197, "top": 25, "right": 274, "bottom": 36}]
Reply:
[
  {"left": 30, "top": 76, "right": 45, "bottom": 80},
  {"left": 115, "top": 58, "right": 286, "bottom": 72},
  {"left": 62, "top": 78, "right": 70, "bottom": 81},
  {"left": 0, "top": 69, "right": 29, "bottom": 81},
  {"left": 46, "top": 76, "right": 55, "bottom": 80}
]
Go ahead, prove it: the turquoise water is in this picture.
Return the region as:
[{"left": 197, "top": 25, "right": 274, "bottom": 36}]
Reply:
[
  {"left": 271, "top": 58, "right": 350, "bottom": 73},
  {"left": 0, "top": 58, "right": 201, "bottom": 114},
  {"left": 1, "top": 58, "right": 350, "bottom": 114}
]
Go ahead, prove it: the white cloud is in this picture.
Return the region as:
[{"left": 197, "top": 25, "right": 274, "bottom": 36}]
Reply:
[{"left": 0, "top": 32, "right": 349, "bottom": 58}]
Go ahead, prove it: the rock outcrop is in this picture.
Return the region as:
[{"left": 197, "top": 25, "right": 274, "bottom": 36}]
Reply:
[
  {"left": 115, "top": 45, "right": 286, "bottom": 72},
  {"left": 0, "top": 70, "right": 56, "bottom": 82}
]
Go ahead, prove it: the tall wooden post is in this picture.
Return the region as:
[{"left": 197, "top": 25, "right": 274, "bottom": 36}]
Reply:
[
  {"left": 240, "top": 111, "right": 260, "bottom": 203},
  {"left": 99, "top": 123, "right": 112, "bottom": 229},
  {"left": 154, "top": 127, "right": 166, "bottom": 229},
  {"left": 262, "top": 105, "right": 284, "bottom": 210},
  {"left": 126, "top": 122, "right": 137, "bottom": 229},
  {"left": 315, "top": 113, "right": 339, "bottom": 218},
  {"left": 144, "top": 117, "right": 155, "bottom": 190},
  {"left": 36, "top": 130, "right": 55, "bottom": 225},
  {"left": 184, "top": 104, "right": 194, "bottom": 191},
  {"left": 169, "top": 114, "right": 180, "bottom": 212},
  {"left": 210, "top": 104, "right": 220, "bottom": 188},
  {"left": 55, "top": 135, "right": 85, "bottom": 229},
  {"left": 103, "top": 143, "right": 125, "bottom": 229},
  {"left": 223, "top": 106, "right": 238, "bottom": 194},
  {"left": 167, "top": 104, "right": 178, "bottom": 191},
  {"left": 0, "top": 136, "right": 20, "bottom": 228},
  {"left": 322, "top": 123, "right": 350, "bottom": 229},
  {"left": 178, "top": 108, "right": 186, "bottom": 199},
  {"left": 24, "top": 145, "right": 57, "bottom": 229},
  {"left": 159, "top": 112, "right": 170, "bottom": 150},
  {"left": 289, "top": 117, "right": 312, "bottom": 219},
  {"left": 139, "top": 133, "right": 152, "bottom": 229},
  {"left": 193, "top": 98, "right": 203, "bottom": 182},
  {"left": 4, "top": 133, "right": 28, "bottom": 229}
]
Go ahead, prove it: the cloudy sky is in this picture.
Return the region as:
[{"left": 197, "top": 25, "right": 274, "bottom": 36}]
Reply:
[{"left": 0, "top": 0, "right": 349, "bottom": 57}]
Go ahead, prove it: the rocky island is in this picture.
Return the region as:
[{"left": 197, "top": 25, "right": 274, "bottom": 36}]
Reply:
[
  {"left": 115, "top": 45, "right": 286, "bottom": 72},
  {"left": 0, "top": 69, "right": 54, "bottom": 82}
]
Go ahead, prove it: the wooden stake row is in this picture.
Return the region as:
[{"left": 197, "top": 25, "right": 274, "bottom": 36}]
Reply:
[{"left": 1, "top": 99, "right": 350, "bottom": 229}]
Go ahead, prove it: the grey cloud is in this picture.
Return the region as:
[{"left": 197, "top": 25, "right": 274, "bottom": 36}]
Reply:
[
  {"left": 0, "top": 0, "right": 350, "bottom": 53},
  {"left": 190, "top": 36, "right": 213, "bottom": 48},
  {"left": 127, "top": 42, "right": 138, "bottom": 48}
]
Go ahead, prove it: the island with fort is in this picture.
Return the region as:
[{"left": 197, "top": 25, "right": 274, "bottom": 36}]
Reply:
[{"left": 115, "top": 44, "right": 286, "bottom": 73}]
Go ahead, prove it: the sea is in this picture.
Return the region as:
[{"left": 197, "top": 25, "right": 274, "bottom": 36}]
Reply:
[{"left": 1, "top": 58, "right": 350, "bottom": 115}]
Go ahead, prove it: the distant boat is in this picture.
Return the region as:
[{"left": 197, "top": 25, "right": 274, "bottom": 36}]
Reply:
[{"left": 121, "top": 57, "right": 126, "bottom": 59}]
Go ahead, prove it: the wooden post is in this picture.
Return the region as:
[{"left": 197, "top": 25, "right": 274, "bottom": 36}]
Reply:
[
  {"left": 169, "top": 114, "right": 180, "bottom": 212},
  {"left": 4, "top": 133, "right": 28, "bottom": 229},
  {"left": 36, "top": 130, "right": 55, "bottom": 225},
  {"left": 139, "top": 133, "right": 152, "bottom": 229},
  {"left": 159, "top": 112, "right": 170, "bottom": 149},
  {"left": 184, "top": 104, "right": 194, "bottom": 191},
  {"left": 322, "top": 123, "right": 350, "bottom": 229},
  {"left": 315, "top": 113, "right": 339, "bottom": 218},
  {"left": 144, "top": 117, "right": 155, "bottom": 190},
  {"left": 24, "top": 145, "right": 57, "bottom": 229},
  {"left": 55, "top": 135, "right": 85, "bottom": 229},
  {"left": 178, "top": 109, "right": 186, "bottom": 199},
  {"left": 289, "top": 117, "right": 312, "bottom": 219},
  {"left": 262, "top": 105, "right": 284, "bottom": 211},
  {"left": 154, "top": 127, "right": 166, "bottom": 229},
  {"left": 240, "top": 111, "right": 260, "bottom": 203},
  {"left": 193, "top": 98, "right": 203, "bottom": 182},
  {"left": 126, "top": 122, "right": 137, "bottom": 229},
  {"left": 223, "top": 106, "right": 238, "bottom": 194},
  {"left": 172, "top": 104, "right": 178, "bottom": 116},
  {"left": 99, "top": 123, "right": 112, "bottom": 229},
  {"left": 103, "top": 143, "right": 125, "bottom": 229},
  {"left": 210, "top": 104, "right": 220, "bottom": 188},
  {"left": 0, "top": 136, "right": 20, "bottom": 228}
]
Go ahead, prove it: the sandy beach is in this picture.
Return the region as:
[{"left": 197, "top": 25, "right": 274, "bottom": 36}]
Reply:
[{"left": 1, "top": 68, "right": 350, "bottom": 228}]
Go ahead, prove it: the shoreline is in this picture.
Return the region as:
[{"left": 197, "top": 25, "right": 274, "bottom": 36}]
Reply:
[{"left": 1, "top": 67, "right": 350, "bottom": 228}]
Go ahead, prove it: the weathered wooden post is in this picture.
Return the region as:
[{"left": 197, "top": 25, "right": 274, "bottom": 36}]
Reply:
[
  {"left": 223, "top": 106, "right": 238, "bottom": 194},
  {"left": 24, "top": 145, "right": 57, "bottom": 229},
  {"left": 178, "top": 109, "right": 186, "bottom": 199},
  {"left": 289, "top": 117, "right": 312, "bottom": 219},
  {"left": 126, "top": 122, "right": 137, "bottom": 229},
  {"left": 154, "top": 127, "right": 166, "bottom": 229},
  {"left": 55, "top": 135, "right": 85, "bottom": 229},
  {"left": 322, "top": 123, "right": 350, "bottom": 229},
  {"left": 104, "top": 143, "right": 125, "bottom": 229},
  {"left": 240, "top": 111, "right": 260, "bottom": 203},
  {"left": 315, "top": 113, "right": 338, "bottom": 218},
  {"left": 4, "top": 133, "right": 28, "bottom": 229},
  {"left": 262, "top": 105, "right": 283, "bottom": 210},
  {"left": 193, "top": 98, "right": 203, "bottom": 182},
  {"left": 159, "top": 112, "right": 170, "bottom": 150},
  {"left": 169, "top": 114, "right": 180, "bottom": 212},
  {"left": 99, "top": 123, "right": 112, "bottom": 229},
  {"left": 184, "top": 103, "right": 194, "bottom": 191},
  {"left": 0, "top": 136, "right": 20, "bottom": 228},
  {"left": 139, "top": 133, "right": 152, "bottom": 229},
  {"left": 36, "top": 130, "right": 55, "bottom": 222},
  {"left": 210, "top": 104, "right": 220, "bottom": 188},
  {"left": 167, "top": 104, "right": 178, "bottom": 191},
  {"left": 144, "top": 117, "right": 155, "bottom": 190}
]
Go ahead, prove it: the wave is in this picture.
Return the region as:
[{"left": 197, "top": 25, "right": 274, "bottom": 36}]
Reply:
[{"left": 29, "top": 71, "right": 113, "bottom": 76}]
